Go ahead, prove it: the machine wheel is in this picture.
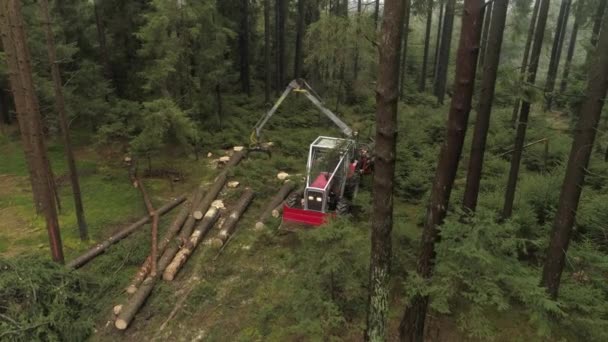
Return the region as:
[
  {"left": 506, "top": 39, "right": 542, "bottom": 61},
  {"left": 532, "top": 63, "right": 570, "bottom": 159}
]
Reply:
[
  {"left": 336, "top": 199, "right": 351, "bottom": 216},
  {"left": 344, "top": 172, "right": 360, "bottom": 200},
  {"left": 286, "top": 192, "right": 302, "bottom": 208}
]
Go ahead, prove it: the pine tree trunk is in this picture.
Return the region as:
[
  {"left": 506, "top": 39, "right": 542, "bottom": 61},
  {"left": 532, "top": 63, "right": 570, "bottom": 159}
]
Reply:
[
  {"left": 399, "top": 0, "right": 411, "bottom": 100},
  {"left": 590, "top": 0, "right": 607, "bottom": 49},
  {"left": 463, "top": 0, "right": 509, "bottom": 212},
  {"left": 374, "top": 0, "right": 380, "bottom": 29},
  {"left": 40, "top": 0, "right": 89, "bottom": 241},
  {"left": 511, "top": 0, "right": 541, "bottom": 126},
  {"left": 115, "top": 274, "right": 158, "bottom": 330},
  {"left": 239, "top": 0, "right": 251, "bottom": 96},
  {"left": 418, "top": 2, "right": 433, "bottom": 92},
  {"left": 214, "top": 188, "right": 255, "bottom": 246},
  {"left": 0, "top": 79, "right": 10, "bottom": 125},
  {"left": 478, "top": 1, "right": 493, "bottom": 71},
  {"left": 93, "top": 0, "right": 112, "bottom": 82},
  {"left": 0, "top": 0, "right": 64, "bottom": 263},
  {"left": 400, "top": 0, "right": 484, "bottom": 339},
  {"left": 560, "top": 0, "right": 582, "bottom": 93},
  {"left": 294, "top": 0, "right": 305, "bottom": 79},
  {"left": 544, "top": 0, "right": 570, "bottom": 111},
  {"left": 540, "top": 23, "right": 608, "bottom": 299},
  {"left": 364, "top": 0, "right": 404, "bottom": 339},
  {"left": 276, "top": 0, "right": 286, "bottom": 88},
  {"left": 432, "top": 2, "right": 444, "bottom": 80},
  {"left": 264, "top": 0, "right": 271, "bottom": 103},
  {"left": 503, "top": 0, "right": 551, "bottom": 219},
  {"left": 433, "top": 0, "right": 456, "bottom": 104},
  {"left": 354, "top": 0, "right": 363, "bottom": 80},
  {"left": 255, "top": 181, "right": 295, "bottom": 229}
]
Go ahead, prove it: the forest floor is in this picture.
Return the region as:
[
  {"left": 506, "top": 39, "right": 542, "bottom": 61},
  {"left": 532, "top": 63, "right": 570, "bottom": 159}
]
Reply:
[{"left": 0, "top": 98, "right": 574, "bottom": 341}]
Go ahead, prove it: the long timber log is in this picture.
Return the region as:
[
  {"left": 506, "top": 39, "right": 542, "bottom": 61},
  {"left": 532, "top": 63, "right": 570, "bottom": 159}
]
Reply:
[
  {"left": 254, "top": 181, "right": 294, "bottom": 230},
  {"left": 214, "top": 188, "right": 255, "bottom": 247}
]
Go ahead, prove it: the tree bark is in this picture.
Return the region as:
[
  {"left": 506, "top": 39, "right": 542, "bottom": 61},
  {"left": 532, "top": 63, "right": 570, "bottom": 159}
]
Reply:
[
  {"left": 399, "top": 0, "right": 484, "bottom": 339},
  {"left": 126, "top": 187, "right": 204, "bottom": 293},
  {"left": 163, "top": 206, "right": 220, "bottom": 281},
  {"left": 374, "top": 0, "right": 380, "bottom": 29},
  {"left": 255, "top": 181, "right": 295, "bottom": 230},
  {"left": 66, "top": 195, "right": 186, "bottom": 269},
  {"left": 0, "top": 81, "right": 10, "bottom": 125},
  {"left": 544, "top": 0, "right": 570, "bottom": 111},
  {"left": 463, "top": 0, "right": 509, "bottom": 212},
  {"left": 432, "top": 1, "right": 445, "bottom": 80},
  {"left": 354, "top": 0, "right": 363, "bottom": 80},
  {"left": 93, "top": 0, "right": 112, "bottom": 83},
  {"left": 511, "top": 0, "right": 541, "bottom": 126},
  {"left": 40, "top": 0, "right": 89, "bottom": 241},
  {"left": 239, "top": 0, "right": 251, "bottom": 96},
  {"left": 560, "top": 0, "right": 582, "bottom": 93},
  {"left": 214, "top": 188, "right": 255, "bottom": 246},
  {"left": 503, "top": 0, "right": 551, "bottom": 219},
  {"left": 294, "top": 0, "right": 305, "bottom": 79},
  {"left": 433, "top": 0, "right": 456, "bottom": 104},
  {"left": 418, "top": 1, "right": 433, "bottom": 92},
  {"left": 540, "top": 21, "right": 608, "bottom": 299},
  {"left": 478, "top": 1, "right": 493, "bottom": 71},
  {"left": 276, "top": 0, "right": 286, "bottom": 88},
  {"left": 0, "top": 0, "right": 64, "bottom": 263},
  {"left": 115, "top": 274, "right": 158, "bottom": 330},
  {"left": 399, "top": 0, "right": 411, "bottom": 100},
  {"left": 364, "top": 0, "right": 404, "bottom": 340},
  {"left": 264, "top": 0, "right": 271, "bottom": 103},
  {"left": 590, "top": 0, "right": 607, "bottom": 49}
]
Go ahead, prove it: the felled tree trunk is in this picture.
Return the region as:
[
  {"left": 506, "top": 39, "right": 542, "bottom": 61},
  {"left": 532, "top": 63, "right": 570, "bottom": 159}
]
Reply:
[
  {"left": 66, "top": 195, "right": 186, "bottom": 269},
  {"left": 163, "top": 207, "right": 220, "bottom": 281},
  {"left": 126, "top": 187, "right": 205, "bottom": 293},
  {"left": 115, "top": 274, "right": 158, "bottom": 330},
  {"left": 214, "top": 188, "right": 255, "bottom": 246},
  {"left": 255, "top": 181, "right": 294, "bottom": 229}
]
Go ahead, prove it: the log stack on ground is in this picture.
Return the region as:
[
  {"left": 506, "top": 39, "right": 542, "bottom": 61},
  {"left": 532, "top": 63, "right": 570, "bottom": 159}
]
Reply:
[
  {"left": 254, "top": 181, "right": 295, "bottom": 230},
  {"left": 213, "top": 188, "right": 255, "bottom": 247},
  {"left": 163, "top": 206, "right": 221, "bottom": 281},
  {"left": 115, "top": 275, "right": 158, "bottom": 330},
  {"left": 126, "top": 187, "right": 205, "bottom": 294},
  {"left": 66, "top": 195, "right": 187, "bottom": 269}
]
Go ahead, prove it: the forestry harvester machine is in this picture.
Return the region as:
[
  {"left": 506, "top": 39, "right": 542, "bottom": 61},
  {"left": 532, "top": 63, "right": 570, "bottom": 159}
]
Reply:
[{"left": 251, "top": 79, "right": 373, "bottom": 226}]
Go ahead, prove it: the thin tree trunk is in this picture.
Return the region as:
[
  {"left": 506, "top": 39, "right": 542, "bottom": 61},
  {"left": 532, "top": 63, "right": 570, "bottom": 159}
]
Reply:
[
  {"left": 294, "top": 0, "right": 305, "bottom": 79},
  {"left": 433, "top": 0, "right": 456, "bottom": 104},
  {"left": 503, "top": 0, "right": 551, "bottom": 219},
  {"left": 93, "top": 0, "right": 112, "bottom": 82},
  {"left": 418, "top": 1, "right": 433, "bottom": 92},
  {"left": 0, "top": 81, "right": 10, "bottom": 125},
  {"left": 560, "top": 0, "right": 582, "bottom": 93},
  {"left": 364, "top": 0, "right": 404, "bottom": 339},
  {"left": 264, "top": 0, "right": 271, "bottom": 102},
  {"left": 276, "top": 0, "right": 286, "bottom": 88},
  {"left": 478, "top": 1, "right": 493, "bottom": 71},
  {"left": 240, "top": 0, "right": 251, "bottom": 96},
  {"left": 354, "top": 0, "right": 363, "bottom": 80},
  {"left": 540, "top": 22, "right": 608, "bottom": 299},
  {"left": 463, "top": 0, "right": 509, "bottom": 212},
  {"left": 544, "top": 0, "right": 570, "bottom": 111},
  {"left": 0, "top": 0, "right": 64, "bottom": 263},
  {"left": 511, "top": 0, "right": 541, "bottom": 126},
  {"left": 40, "top": 0, "right": 89, "bottom": 241},
  {"left": 432, "top": 1, "right": 445, "bottom": 79},
  {"left": 399, "top": 0, "right": 484, "bottom": 339},
  {"left": 399, "top": 0, "right": 411, "bottom": 100},
  {"left": 590, "top": 0, "right": 607, "bottom": 49},
  {"left": 374, "top": 0, "right": 380, "bottom": 29}
]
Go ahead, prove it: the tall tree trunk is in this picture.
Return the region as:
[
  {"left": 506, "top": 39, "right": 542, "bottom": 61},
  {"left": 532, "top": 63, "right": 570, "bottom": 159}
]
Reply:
[
  {"left": 264, "top": 0, "right": 271, "bottom": 103},
  {"left": 399, "top": 0, "right": 484, "bottom": 339},
  {"left": 276, "top": 0, "right": 286, "bottom": 88},
  {"left": 503, "top": 0, "right": 551, "bottom": 219},
  {"left": 544, "top": 0, "right": 570, "bottom": 111},
  {"left": 418, "top": 1, "right": 433, "bottom": 92},
  {"left": 478, "top": 1, "right": 493, "bottom": 70},
  {"left": 40, "top": 0, "right": 88, "bottom": 241},
  {"left": 294, "top": 0, "right": 305, "bottom": 79},
  {"left": 399, "top": 0, "right": 484, "bottom": 341},
  {"left": 0, "top": 82, "right": 10, "bottom": 125},
  {"left": 463, "top": 0, "right": 509, "bottom": 212},
  {"left": 374, "top": 0, "right": 380, "bottom": 29},
  {"left": 560, "top": 0, "right": 582, "bottom": 93},
  {"left": 0, "top": 0, "right": 64, "bottom": 263},
  {"left": 354, "top": 0, "right": 363, "bottom": 80},
  {"left": 240, "top": 0, "right": 251, "bottom": 96},
  {"left": 432, "top": 1, "right": 445, "bottom": 79},
  {"left": 590, "top": 0, "right": 607, "bottom": 49},
  {"left": 511, "top": 0, "right": 541, "bottom": 126},
  {"left": 399, "top": 0, "right": 411, "bottom": 100},
  {"left": 433, "top": 0, "right": 456, "bottom": 104},
  {"left": 365, "top": 0, "right": 404, "bottom": 339},
  {"left": 93, "top": 0, "right": 112, "bottom": 83},
  {"left": 540, "top": 22, "right": 608, "bottom": 299}
]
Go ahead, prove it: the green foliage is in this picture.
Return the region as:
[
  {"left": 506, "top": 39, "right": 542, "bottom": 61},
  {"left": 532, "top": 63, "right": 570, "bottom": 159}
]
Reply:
[{"left": 0, "top": 255, "right": 99, "bottom": 341}]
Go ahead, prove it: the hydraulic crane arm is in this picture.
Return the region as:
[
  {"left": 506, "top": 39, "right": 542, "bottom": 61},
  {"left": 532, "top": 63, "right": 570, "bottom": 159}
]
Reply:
[{"left": 251, "top": 79, "right": 353, "bottom": 145}]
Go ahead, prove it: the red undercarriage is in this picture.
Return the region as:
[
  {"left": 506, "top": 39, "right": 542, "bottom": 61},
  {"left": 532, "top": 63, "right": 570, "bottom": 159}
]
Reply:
[{"left": 282, "top": 204, "right": 333, "bottom": 227}]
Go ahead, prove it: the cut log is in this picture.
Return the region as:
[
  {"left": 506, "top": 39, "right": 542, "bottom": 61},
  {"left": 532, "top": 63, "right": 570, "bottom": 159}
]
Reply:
[
  {"left": 277, "top": 172, "right": 289, "bottom": 180},
  {"left": 115, "top": 275, "right": 158, "bottom": 330},
  {"left": 113, "top": 304, "right": 123, "bottom": 316},
  {"left": 254, "top": 181, "right": 295, "bottom": 229},
  {"left": 66, "top": 195, "right": 187, "bottom": 269},
  {"left": 126, "top": 187, "right": 204, "bottom": 293},
  {"left": 214, "top": 188, "right": 255, "bottom": 247},
  {"left": 271, "top": 203, "right": 283, "bottom": 218},
  {"left": 192, "top": 211, "right": 204, "bottom": 220},
  {"left": 163, "top": 207, "right": 220, "bottom": 281}
]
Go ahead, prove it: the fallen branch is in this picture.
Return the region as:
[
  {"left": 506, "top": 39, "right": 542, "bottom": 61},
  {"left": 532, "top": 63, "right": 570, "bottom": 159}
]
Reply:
[
  {"left": 126, "top": 187, "right": 205, "bottom": 293},
  {"left": 163, "top": 207, "right": 220, "bottom": 281},
  {"left": 213, "top": 188, "right": 255, "bottom": 247},
  {"left": 254, "top": 181, "right": 295, "bottom": 230},
  {"left": 66, "top": 195, "right": 186, "bottom": 269}
]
